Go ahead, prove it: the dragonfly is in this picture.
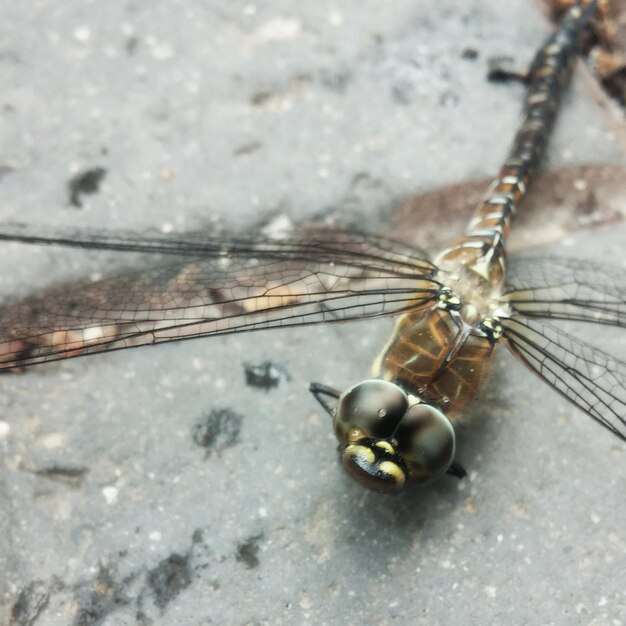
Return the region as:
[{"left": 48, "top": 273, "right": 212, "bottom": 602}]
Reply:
[{"left": 0, "top": 0, "right": 622, "bottom": 493}]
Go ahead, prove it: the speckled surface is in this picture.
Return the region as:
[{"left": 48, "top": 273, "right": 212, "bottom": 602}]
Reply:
[{"left": 1, "top": 1, "right": 626, "bottom": 625}]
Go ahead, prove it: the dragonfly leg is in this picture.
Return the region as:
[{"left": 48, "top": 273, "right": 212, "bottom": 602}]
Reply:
[
  {"left": 309, "top": 382, "right": 341, "bottom": 417},
  {"left": 446, "top": 460, "right": 467, "bottom": 480}
]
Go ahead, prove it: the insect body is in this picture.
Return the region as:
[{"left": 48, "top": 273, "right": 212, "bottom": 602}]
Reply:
[
  {"left": 313, "top": 1, "right": 620, "bottom": 492},
  {"left": 1, "top": 1, "right": 623, "bottom": 494}
]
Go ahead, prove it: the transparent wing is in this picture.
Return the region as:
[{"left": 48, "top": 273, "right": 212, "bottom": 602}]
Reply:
[
  {"left": 503, "top": 256, "right": 626, "bottom": 327},
  {"left": 0, "top": 226, "right": 441, "bottom": 370},
  {"left": 0, "top": 222, "right": 434, "bottom": 270},
  {"left": 501, "top": 316, "right": 626, "bottom": 442}
]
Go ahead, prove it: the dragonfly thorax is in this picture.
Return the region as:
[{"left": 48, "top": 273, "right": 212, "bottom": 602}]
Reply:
[
  {"left": 437, "top": 266, "right": 507, "bottom": 324},
  {"left": 372, "top": 274, "right": 500, "bottom": 419}
]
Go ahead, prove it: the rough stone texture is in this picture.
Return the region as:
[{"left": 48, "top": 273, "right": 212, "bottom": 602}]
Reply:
[{"left": 0, "top": 1, "right": 625, "bottom": 625}]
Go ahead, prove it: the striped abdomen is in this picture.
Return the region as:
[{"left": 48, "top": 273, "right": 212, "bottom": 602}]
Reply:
[{"left": 435, "top": 2, "right": 595, "bottom": 287}]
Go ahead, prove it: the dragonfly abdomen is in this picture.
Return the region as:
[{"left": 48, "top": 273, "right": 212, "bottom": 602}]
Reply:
[{"left": 435, "top": 1, "right": 595, "bottom": 287}]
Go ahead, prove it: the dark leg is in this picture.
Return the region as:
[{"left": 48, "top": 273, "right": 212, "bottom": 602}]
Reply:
[
  {"left": 446, "top": 460, "right": 467, "bottom": 480},
  {"left": 309, "top": 382, "right": 341, "bottom": 417}
]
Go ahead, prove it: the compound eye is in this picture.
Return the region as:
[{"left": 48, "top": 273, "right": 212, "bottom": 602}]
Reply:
[
  {"left": 333, "top": 379, "right": 409, "bottom": 444},
  {"left": 394, "top": 404, "right": 456, "bottom": 483}
]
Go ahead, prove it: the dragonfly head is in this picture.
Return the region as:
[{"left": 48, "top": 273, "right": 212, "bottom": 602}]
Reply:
[{"left": 333, "top": 380, "right": 456, "bottom": 494}]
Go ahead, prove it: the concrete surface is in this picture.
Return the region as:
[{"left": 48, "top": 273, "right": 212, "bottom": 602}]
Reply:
[{"left": 0, "top": 1, "right": 625, "bottom": 625}]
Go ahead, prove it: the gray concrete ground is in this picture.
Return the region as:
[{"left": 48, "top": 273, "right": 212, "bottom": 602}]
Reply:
[{"left": 0, "top": 1, "right": 625, "bottom": 625}]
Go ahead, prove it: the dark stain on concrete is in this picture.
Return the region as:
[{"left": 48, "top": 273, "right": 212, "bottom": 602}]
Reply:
[
  {"left": 236, "top": 534, "right": 263, "bottom": 570},
  {"left": 67, "top": 167, "right": 107, "bottom": 207},
  {"left": 71, "top": 566, "right": 132, "bottom": 626},
  {"left": 146, "top": 553, "right": 192, "bottom": 610},
  {"left": 10, "top": 581, "right": 49, "bottom": 626},
  {"left": 243, "top": 360, "right": 289, "bottom": 391},
  {"left": 192, "top": 407, "right": 243, "bottom": 456}
]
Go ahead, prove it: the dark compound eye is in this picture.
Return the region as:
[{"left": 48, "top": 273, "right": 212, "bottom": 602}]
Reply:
[
  {"left": 394, "top": 403, "right": 456, "bottom": 483},
  {"left": 333, "top": 379, "right": 409, "bottom": 445},
  {"left": 332, "top": 380, "right": 456, "bottom": 492}
]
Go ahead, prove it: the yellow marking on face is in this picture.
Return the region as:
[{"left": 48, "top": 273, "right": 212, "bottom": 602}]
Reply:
[
  {"left": 345, "top": 444, "right": 375, "bottom": 464},
  {"left": 374, "top": 441, "right": 395, "bottom": 454},
  {"left": 377, "top": 461, "right": 406, "bottom": 488}
]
